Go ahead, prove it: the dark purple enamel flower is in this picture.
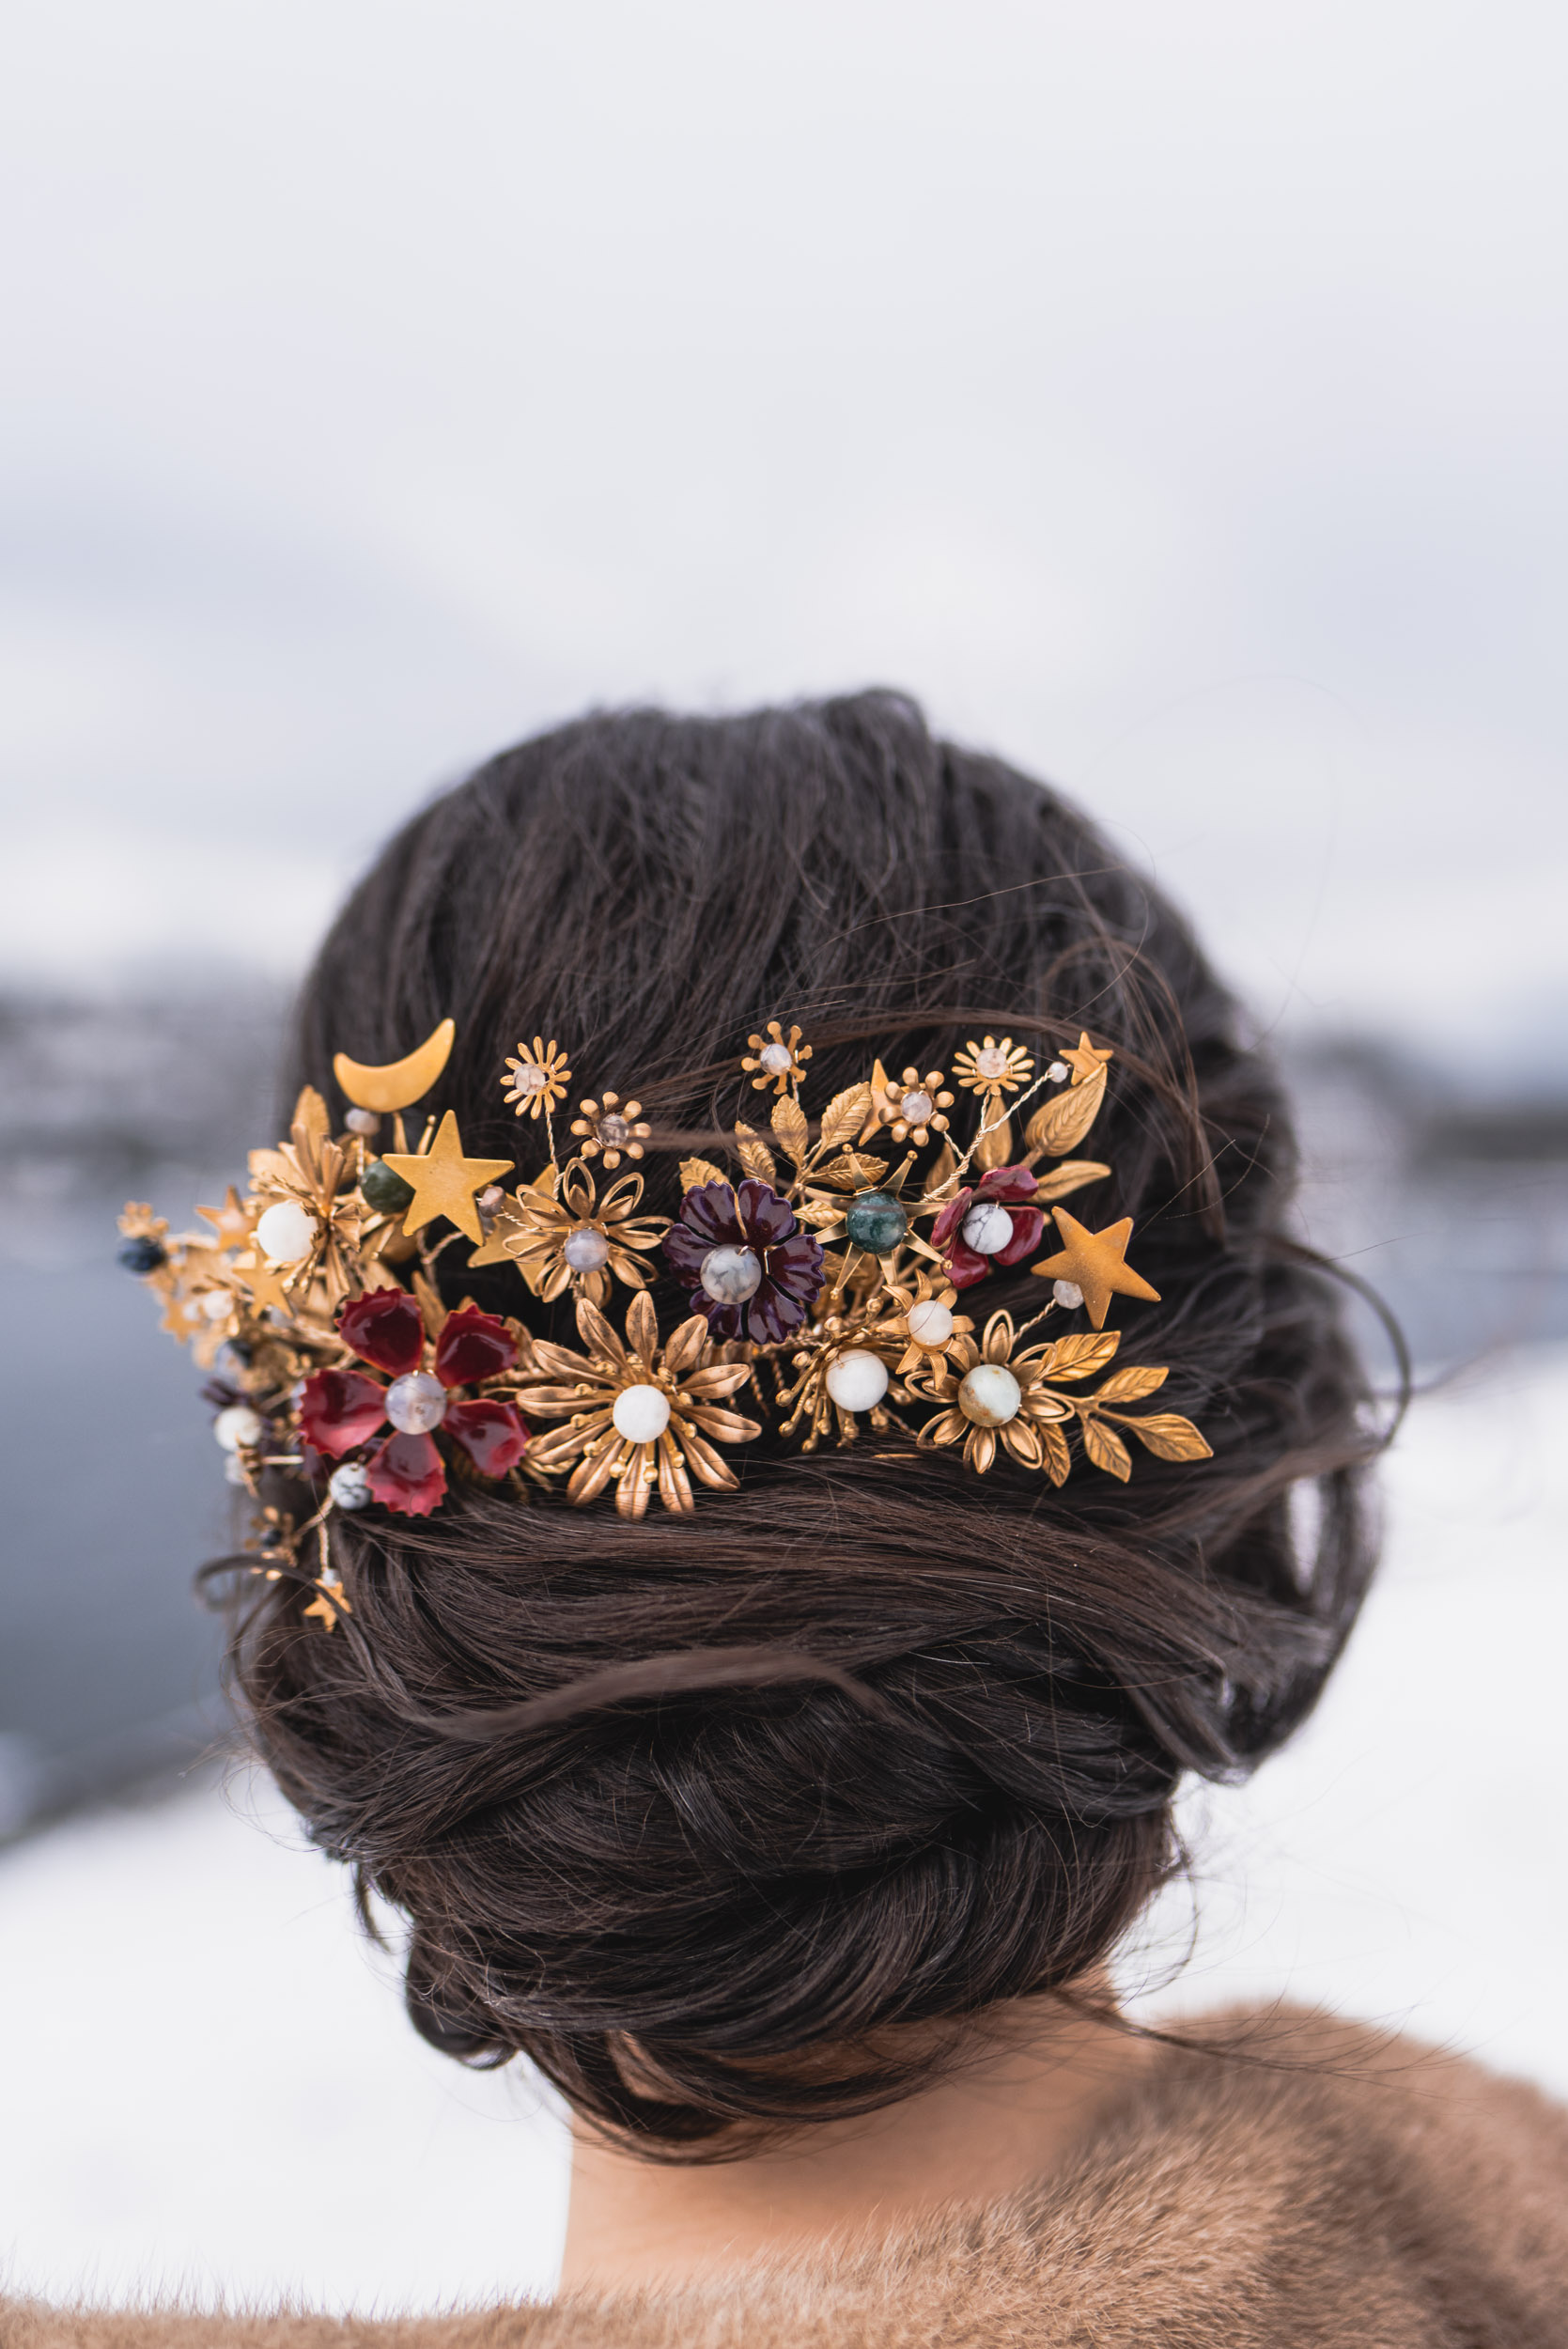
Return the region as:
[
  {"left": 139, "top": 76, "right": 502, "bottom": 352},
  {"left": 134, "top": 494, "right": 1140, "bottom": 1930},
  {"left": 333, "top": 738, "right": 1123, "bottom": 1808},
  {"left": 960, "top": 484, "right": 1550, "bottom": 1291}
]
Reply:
[{"left": 663, "top": 1177, "right": 826, "bottom": 1343}]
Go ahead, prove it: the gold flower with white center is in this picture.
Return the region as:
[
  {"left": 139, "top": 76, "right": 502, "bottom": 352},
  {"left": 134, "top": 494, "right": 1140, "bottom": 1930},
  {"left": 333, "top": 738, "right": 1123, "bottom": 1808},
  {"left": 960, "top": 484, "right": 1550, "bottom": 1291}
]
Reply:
[
  {"left": 471, "top": 1161, "right": 667, "bottom": 1306},
  {"left": 502, "top": 1036, "right": 573, "bottom": 1120},
  {"left": 742, "top": 1019, "right": 812, "bottom": 1094},
  {"left": 569, "top": 1091, "right": 651, "bottom": 1169}
]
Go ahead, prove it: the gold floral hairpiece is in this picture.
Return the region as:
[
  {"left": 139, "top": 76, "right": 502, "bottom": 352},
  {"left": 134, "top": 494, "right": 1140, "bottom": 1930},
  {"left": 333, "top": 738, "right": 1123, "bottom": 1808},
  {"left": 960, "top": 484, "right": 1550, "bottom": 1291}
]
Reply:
[{"left": 121, "top": 1015, "right": 1209, "bottom": 1622}]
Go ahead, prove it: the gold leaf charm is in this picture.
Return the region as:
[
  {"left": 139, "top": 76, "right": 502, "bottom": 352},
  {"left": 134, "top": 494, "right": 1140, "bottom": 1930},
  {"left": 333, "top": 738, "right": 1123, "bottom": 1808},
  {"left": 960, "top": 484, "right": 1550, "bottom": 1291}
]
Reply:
[
  {"left": 1081, "top": 1415, "right": 1133, "bottom": 1480},
  {"left": 734, "top": 1123, "right": 778, "bottom": 1186},
  {"left": 680, "top": 1156, "right": 730, "bottom": 1192},
  {"left": 1027, "top": 1062, "right": 1108, "bottom": 1157},
  {"left": 1031, "top": 1330, "right": 1121, "bottom": 1381},
  {"left": 972, "top": 1110, "right": 1014, "bottom": 1171},
  {"left": 1032, "top": 1159, "right": 1110, "bottom": 1205},
  {"left": 1091, "top": 1364, "right": 1168, "bottom": 1403},
  {"left": 770, "top": 1092, "right": 810, "bottom": 1165},
  {"left": 1123, "top": 1412, "right": 1213, "bottom": 1462},
  {"left": 819, "top": 1083, "right": 874, "bottom": 1151}
]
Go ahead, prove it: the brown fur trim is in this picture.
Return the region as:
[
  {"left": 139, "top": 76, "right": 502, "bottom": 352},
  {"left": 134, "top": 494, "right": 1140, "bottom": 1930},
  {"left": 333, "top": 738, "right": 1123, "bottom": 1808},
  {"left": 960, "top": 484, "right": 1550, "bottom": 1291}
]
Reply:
[{"left": 8, "top": 2010, "right": 1568, "bottom": 2348}]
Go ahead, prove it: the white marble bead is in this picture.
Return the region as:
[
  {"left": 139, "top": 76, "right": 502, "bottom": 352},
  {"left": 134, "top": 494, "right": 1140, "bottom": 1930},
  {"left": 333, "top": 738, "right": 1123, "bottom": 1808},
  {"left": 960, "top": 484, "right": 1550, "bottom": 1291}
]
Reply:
[
  {"left": 213, "top": 1404, "right": 263, "bottom": 1453},
  {"left": 200, "top": 1290, "right": 233, "bottom": 1321},
  {"left": 512, "top": 1063, "right": 547, "bottom": 1094},
  {"left": 329, "top": 1462, "right": 372, "bottom": 1511},
  {"left": 974, "top": 1045, "right": 1010, "bottom": 1080},
  {"left": 224, "top": 1453, "right": 249, "bottom": 1486},
  {"left": 345, "top": 1108, "right": 380, "bottom": 1136},
  {"left": 900, "top": 1088, "right": 934, "bottom": 1126},
  {"left": 1053, "top": 1280, "right": 1085, "bottom": 1310},
  {"left": 961, "top": 1201, "right": 1015, "bottom": 1255},
  {"left": 613, "top": 1383, "right": 672, "bottom": 1443},
  {"left": 563, "top": 1226, "right": 612, "bottom": 1272},
  {"left": 957, "top": 1362, "right": 1022, "bottom": 1427},
  {"left": 256, "top": 1199, "right": 318, "bottom": 1263},
  {"left": 759, "top": 1041, "right": 794, "bottom": 1075},
  {"left": 385, "top": 1371, "right": 447, "bottom": 1434},
  {"left": 1048, "top": 1061, "right": 1069, "bottom": 1082},
  {"left": 906, "top": 1298, "right": 954, "bottom": 1347},
  {"left": 825, "top": 1349, "right": 890, "bottom": 1413},
  {"left": 701, "top": 1244, "right": 763, "bottom": 1304}
]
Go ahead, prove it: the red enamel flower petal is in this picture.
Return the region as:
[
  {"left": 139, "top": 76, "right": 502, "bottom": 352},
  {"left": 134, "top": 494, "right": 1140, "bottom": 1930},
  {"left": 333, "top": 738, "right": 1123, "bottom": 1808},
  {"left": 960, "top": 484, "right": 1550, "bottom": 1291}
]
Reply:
[
  {"left": 995, "top": 1206, "right": 1046, "bottom": 1266},
  {"left": 444, "top": 1398, "right": 529, "bottom": 1477},
  {"left": 337, "top": 1288, "right": 426, "bottom": 1377},
  {"left": 433, "top": 1306, "right": 518, "bottom": 1389},
  {"left": 977, "top": 1164, "right": 1040, "bottom": 1204},
  {"left": 930, "top": 1189, "right": 972, "bottom": 1251},
  {"left": 299, "top": 1367, "right": 388, "bottom": 1458},
  {"left": 944, "top": 1240, "right": 991, "bottom": 1289},
  {"left": 365, "top": 1430, "right": 447, "bottom": 1516}
]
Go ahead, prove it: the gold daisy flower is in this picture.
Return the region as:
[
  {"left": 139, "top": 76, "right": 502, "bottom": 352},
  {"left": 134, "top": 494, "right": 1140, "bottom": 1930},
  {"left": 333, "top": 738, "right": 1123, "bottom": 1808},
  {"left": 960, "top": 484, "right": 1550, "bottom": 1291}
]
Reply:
[
  {"left": 952, "top": 1035, "right": 1035, "bottom": 1099},
  {"left": 742, "top": 1019, "right": 812, "bottom": 1094},
  {"left": 244, "top": 1086, "right": 370, "bottom": 1308},
  {"left": 883, "top": 1066, "right": 955, "bottom": 1145},
  {"left": 502, "top": 1036, "right": 573, "bottom": 1120},
  {"left": 520, "top": 1291, "right": 761, "bottom": 1517},
  {"left": 883, "top": 1267, "right": 973, "bottom": 1378},
  {"left": 569, "top": 1090, "right": 651, "bottom": 1169},
  {"left": 488, "top": 1161, "right": 667, "bottom": 1305},
  {"left": 915, "top": 1310, "right": 1073, "bottom": 1475}
]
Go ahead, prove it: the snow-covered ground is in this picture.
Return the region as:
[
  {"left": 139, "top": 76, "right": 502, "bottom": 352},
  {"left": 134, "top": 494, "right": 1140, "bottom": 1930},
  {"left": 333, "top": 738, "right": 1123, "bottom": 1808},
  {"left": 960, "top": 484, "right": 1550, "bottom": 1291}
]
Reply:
[{"left": 2, "top": 1344, "right": 1564, "bottom": 2314}]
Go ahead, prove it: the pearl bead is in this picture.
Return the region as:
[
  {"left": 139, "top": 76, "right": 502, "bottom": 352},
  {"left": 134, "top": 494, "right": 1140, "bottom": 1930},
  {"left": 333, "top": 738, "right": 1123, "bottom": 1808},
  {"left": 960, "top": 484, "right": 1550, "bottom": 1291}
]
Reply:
[
  {"left": 256, "top": 1200, "right": 318, "bottom": 1263},
  {"left": 844, "top": 1190, "right": 908, "bottom": 1253},
  {"left": 907, "top": 1298, "right": 954, "bottom": 1346},
  {"left": 1053, "top": 1280, "right": 1084, "bottom": 1309},
  {"left": 899, "top": 1088, "right": 934, "bottom": 1126},
  {"left": 957, "top": 1363, "right": 1022, "bottom": 1427},
  {"left": 1048, "top": 1061, "right": 1069, "bottom": 1082},
  {"left": 961, "top": 1201, "right": 1015, "bottom": 1255},
  {"left": 329, "top": 1462, "right": 372, "bottom": 1511},
  {"left": 701, "top": 1244, "right": 763, "bottom": 1304},
  {"left": 345, "top": 1108, "right": 380, "bottom": 1136},
  {"left": 825, "top": 1349, "right": 889, "bottom": 1413},
  {"left": 759, "top": 1041, "right": 794, "bottom": 1075},
  {"left": 563, "top": 1226, "right": 612, "bottom": 1272},
  {"left": 974, "top": 1046, "right": 1010, "bottom": 1080},
  {"left": 224, "top": 1453, "right": 249, "bottom": 1486},
  {"left": 613, "top": 1382, "right": 672, "bottom": 1443},
  {"left": 385, "top": 1371, "right": 447, "bottom": 1434},
  {"left": 213, "top": 1404, "right": 262, "bottom": 1452},
  {"left": 200, "top": 1290, "right": 232, "bottom": 1321}
]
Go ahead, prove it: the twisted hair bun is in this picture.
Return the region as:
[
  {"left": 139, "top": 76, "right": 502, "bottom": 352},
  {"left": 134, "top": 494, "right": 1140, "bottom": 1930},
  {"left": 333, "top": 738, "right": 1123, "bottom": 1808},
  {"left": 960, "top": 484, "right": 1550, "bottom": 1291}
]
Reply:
[{"left": 228, "top": 692, "right": 1378, "bottom": 2148}]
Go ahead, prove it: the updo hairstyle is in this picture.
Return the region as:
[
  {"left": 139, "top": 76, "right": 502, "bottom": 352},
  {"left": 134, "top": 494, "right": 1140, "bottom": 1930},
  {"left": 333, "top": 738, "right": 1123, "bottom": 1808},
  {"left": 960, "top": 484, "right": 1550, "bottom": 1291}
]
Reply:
[{"left": 225, "top": 692, "right": 1381, "bottom": 2152}]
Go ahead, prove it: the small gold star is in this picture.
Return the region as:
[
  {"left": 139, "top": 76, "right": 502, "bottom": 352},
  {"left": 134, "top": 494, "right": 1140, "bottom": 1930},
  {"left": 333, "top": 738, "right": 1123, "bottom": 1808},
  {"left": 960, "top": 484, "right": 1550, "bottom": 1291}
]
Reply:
[
  {"left": 1032, "top": 1207, "right": 1160, "bottom": 1329},
  {"left": 196, "top": 1184, "right": 254, "bottom": 1248},
  {"left": 234, "top": 1252, "right": 295, "bottom": 1314},
  {"left": 380, "top": 1111, "right": 513, "bottom": 1244},
  {"left": 1062, "top": 1032, "right": 1114, "bottom": 1086},
  {"left": 303, "top": 1578, "right": 351, "bottom": 1630}
]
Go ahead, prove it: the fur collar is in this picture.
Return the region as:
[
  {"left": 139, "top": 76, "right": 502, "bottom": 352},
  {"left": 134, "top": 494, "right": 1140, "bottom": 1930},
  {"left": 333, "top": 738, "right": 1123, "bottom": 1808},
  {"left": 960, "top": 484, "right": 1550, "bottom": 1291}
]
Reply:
[{"left": 9, "top": 2010, "right": 1568, "bottom": 2347}]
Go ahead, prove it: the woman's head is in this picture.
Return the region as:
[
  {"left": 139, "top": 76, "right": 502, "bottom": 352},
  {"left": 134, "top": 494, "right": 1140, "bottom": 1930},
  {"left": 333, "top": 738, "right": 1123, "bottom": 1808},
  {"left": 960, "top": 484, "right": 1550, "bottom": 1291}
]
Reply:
[{"left": 229, "top": 690, "right": 1379, "bottom": 2151}]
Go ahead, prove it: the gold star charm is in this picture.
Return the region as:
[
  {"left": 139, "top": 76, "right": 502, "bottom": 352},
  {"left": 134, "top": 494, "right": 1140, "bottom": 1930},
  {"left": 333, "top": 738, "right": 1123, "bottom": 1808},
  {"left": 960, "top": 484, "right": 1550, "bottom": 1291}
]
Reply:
[
  {"left": 234, "top": 1251, "right": 296, "bottom": 1315},
  {"left": 380, "top": 1112, "right": 513, "bottom": 1244},
  {"left": 1032, "top": 1207, "right": 1160, "bottom": 1329},
  {"left": 1062, "top": 1032, "right": 1114, "bottom": 1086},
  {"left": 196, "top": 1184, "right": 254, "bottom": 1248}
]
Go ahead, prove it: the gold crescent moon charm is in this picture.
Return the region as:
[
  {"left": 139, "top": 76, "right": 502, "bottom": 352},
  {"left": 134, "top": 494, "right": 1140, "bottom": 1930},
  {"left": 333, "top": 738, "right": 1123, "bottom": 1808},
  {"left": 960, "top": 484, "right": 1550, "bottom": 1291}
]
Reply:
[{"left": 333, "top": 1018, "right": 457, "bottom": 1112}]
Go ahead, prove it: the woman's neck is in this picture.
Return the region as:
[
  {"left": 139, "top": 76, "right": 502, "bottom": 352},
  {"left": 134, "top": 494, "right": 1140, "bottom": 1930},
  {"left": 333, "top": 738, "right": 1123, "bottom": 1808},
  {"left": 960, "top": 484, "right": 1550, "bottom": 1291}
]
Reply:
[{"left": 559, "top": 1988, "right": 1153, "bottom": 2293}]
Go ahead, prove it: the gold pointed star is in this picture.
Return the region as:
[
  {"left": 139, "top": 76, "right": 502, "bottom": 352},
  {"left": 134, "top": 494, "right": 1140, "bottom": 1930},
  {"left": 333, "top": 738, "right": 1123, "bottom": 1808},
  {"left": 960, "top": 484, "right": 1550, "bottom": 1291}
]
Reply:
[
  {"left": 303, "top": 1577, "right": 352, "bottom": 1630},
  {"left": 234, "top": 1251, "right": 296, "bottom": 1314},
  {"left": 1062, "top": 1032, "right": 1114, "bottom": 1086},
  {"left": 196, "top": 1184, "right": 254, "bottom": 1248},
  {"left": 380, "top": 1111, "right": 513, "bottom": 1244},
  {"left": 1032, "top": 1207, "right": 1160, "bottom": 1329}
]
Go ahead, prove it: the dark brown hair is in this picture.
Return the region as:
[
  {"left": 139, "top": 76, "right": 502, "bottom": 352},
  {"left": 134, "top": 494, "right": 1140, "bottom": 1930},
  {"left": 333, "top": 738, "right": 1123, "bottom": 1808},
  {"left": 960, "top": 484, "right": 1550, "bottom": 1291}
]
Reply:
[{"left": 225, "top": 691, "right": 1381, "bottom": 2152}]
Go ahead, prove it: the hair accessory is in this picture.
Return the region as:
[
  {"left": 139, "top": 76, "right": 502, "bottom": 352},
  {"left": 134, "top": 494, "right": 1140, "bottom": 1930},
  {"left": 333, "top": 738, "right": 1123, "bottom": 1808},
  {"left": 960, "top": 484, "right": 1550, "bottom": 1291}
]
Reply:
[{"left": 121, "top": 1019, "right": 1209, "bottom": 1614}]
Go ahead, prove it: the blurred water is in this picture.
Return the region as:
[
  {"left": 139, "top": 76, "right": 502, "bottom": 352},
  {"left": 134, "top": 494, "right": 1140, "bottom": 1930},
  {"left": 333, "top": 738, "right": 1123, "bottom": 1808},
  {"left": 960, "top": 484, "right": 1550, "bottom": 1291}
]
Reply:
[{"left": 2, "top": 986, "right": 1564, "bottom": 1835}]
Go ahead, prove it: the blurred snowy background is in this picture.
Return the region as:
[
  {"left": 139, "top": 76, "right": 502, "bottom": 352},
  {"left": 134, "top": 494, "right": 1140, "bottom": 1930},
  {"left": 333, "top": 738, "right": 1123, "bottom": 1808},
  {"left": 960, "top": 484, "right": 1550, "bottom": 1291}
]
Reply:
[{"left": 1, "top": 0, "right": 1565, "bottom": 2314}]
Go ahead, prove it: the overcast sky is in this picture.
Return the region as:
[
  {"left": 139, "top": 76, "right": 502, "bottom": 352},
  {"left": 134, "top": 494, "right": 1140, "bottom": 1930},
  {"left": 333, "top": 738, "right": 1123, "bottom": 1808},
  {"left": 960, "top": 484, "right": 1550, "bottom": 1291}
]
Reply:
[{"left": 1, "top": 2, "right": 1564, "bottom": 1068}]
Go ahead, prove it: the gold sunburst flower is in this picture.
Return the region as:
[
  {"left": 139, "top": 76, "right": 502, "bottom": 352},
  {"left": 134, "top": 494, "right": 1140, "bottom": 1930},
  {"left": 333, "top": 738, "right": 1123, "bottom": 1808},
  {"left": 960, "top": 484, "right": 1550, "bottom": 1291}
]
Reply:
[
  {"left": 569, "top": 1090, "right": 651, "bottom": 1169},
  {"left": 883, "top": 1267, "right": 973, "bottom": 1378},
  {"left": 520, "top": 1292, "right": 761, "bottom": 1517},
  {"left": 486, "top": 1161, "right": 667, "bottom": 1305},
  {"left": 742, "top": 1019, "right": 812, "bottom": 1094},
  {"left": 243, "top": 1087, "right": 369, "bottom": 1309},
  {"left": 915, "top": 1310, "right": 1074, "bottom": 1475},
  {"left": 502, "top": 1036, "right": 573, "bottom": 1120},
  {"left": 952, "top": 1035, "right": 1035, "bottom": 1100},
  {"left": 883, "top": 1066, "right": 955, "bottom": 1145}
]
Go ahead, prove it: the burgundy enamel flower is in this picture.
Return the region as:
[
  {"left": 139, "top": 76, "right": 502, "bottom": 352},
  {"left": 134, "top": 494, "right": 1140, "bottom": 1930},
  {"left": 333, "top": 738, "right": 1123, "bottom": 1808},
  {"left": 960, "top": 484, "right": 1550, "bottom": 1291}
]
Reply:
[
  {"left": 662, "top": 1177, "right": 826, "bottom": 1344},
  {"left": 299, "top": 1288, "right": 529, "bottom": 1517},
  {"left": 930, "top": 1164, "right": 1045, "bottom": 1290}
]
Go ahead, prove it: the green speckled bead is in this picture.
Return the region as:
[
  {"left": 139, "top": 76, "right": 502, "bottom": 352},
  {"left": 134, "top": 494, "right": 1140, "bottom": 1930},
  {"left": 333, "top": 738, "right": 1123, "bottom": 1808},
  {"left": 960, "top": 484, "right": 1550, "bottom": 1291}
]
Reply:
[
  {"left": 844, "top": 1190, "right": 908, "bottom": 1253},
  {"left": 361, "top": 1158, "right": 417, "bottom": 1214}
]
